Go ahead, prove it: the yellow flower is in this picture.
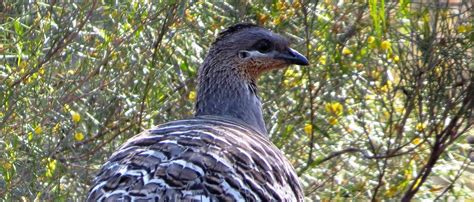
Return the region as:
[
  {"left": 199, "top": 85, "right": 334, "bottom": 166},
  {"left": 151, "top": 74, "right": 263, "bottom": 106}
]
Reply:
[
  {"left": 38, "top": 67, "right": 45, "bottom": 75},
  {"left": 304, "top": 123, "right": 312, "bottom": 135},
  {"left": 319, "top": 56, "right": 327, "bottom": 65},
  {"left": 328, "top": 117, "right": 338, "bottom": 125},
  {"left": 367, "top": 36, "right": 375, "bottom": 44},
  {"left": 380, "top": 81, "right": 392, "bottom": 93},
  {"left": 416, "top": 123, "right": 426, "bottom": 132},
  {"left": 434, "top": 67, "right": 442, "bottom": 77},
  {"left": 3, "top": 162, "right": 12, "bottom": 170},
  {"left": 273, "top": 17, "right": 281, "bottom": 25},
  {"left": 276, "top": 1, "right": 287, "bottom": 11},
  {"left": 34, "top": 125, "right": 42, "bottom": 134},
  {"left": 380, "top": 84, "right": 389, "bottom": 93},
  {"left": 342, "top": 47, "right": 352, "bottom": 55},
  {"left": 63, "top": 104, "right": 70, "bottom": 112},
  {"left": 325, "top": 102, "right": 343, "bottom": 116},
  {"left": 381, "top": 40, "right": 391, "bottom": 51},
  {"left": 283, "top": 79, "right": 290, "bottom": 87},
  {"left": 70, "top": 110, "right": 81, "bottom": 123},
  {"left": 284, "top": 69, "right": 297, "bottom": 78},
  {"left": 371, "top": 70, "right": 381, "bottom": 79},
  {"left": 45, "top": 158, "right": 57, "bottom": 178},
  {"left": 188, "top": 91, "right": 196, "bottom": 101},
  {"left": 457, "top": 25, "right": 467, "bottom": 33},
  {"left": 412, "top": 137, "right": 422, "bottom": 145},
  {"left": 393, "top": 55, "right": 400, "bottom": 62},
  {"left": 283, "top": 79, "right": 297, "bottom": 87},
  {"left": 52, "top": 123, "right": 60, "bottom": 133},
  {"left": 74, "top": 132, "right": 84, "bottom": 141}
]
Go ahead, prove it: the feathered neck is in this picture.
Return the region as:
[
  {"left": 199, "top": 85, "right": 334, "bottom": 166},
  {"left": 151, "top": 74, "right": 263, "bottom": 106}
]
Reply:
[{"left": 194, "top": 56, "right": 267, "bottom": 135}]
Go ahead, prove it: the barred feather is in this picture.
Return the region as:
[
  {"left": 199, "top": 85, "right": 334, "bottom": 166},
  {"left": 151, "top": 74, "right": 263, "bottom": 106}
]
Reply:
[{"left": 87, "top": 116, "right": 303, "bottom": 201}]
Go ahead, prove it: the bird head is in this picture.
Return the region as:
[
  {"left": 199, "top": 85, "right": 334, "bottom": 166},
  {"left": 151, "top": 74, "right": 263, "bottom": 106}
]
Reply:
[{"left": 207, "top": 23, "right": 309, "bottom": 80}]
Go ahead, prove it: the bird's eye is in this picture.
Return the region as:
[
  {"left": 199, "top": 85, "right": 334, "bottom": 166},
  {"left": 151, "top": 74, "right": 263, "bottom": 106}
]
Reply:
[{"left": 253, "top": 39, "right": 272, "bottom": 53}]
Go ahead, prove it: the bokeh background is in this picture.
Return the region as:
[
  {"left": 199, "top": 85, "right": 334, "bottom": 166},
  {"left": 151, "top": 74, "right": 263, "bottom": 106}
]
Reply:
[{"left": 1, "top": 0, "right": 473, "bottom": 200}]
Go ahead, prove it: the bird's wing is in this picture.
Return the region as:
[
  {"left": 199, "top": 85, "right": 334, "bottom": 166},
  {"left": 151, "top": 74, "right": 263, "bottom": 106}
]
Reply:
[{"left": 87, "top": 118, "right": 303, "bottom": 201}]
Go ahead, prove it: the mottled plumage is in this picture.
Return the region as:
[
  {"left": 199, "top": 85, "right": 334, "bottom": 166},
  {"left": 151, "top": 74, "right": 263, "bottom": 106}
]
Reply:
[
  {"left": 87, "top": 116, "right": 302, "bottom": 201},
  {"left": 88, "top": 23, "right": 308, "bottom": 201}
]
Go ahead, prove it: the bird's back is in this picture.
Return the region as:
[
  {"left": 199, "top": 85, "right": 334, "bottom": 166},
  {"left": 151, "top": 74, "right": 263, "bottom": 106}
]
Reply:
[{"left": 87, "top": 116, "right": 303, "bottom": 201}]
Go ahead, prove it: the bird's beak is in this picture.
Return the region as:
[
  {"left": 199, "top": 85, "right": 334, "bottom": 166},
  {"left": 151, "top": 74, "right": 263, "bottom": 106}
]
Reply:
[{"left": 275, "top": 48, "right": 309, "bottom": 66}]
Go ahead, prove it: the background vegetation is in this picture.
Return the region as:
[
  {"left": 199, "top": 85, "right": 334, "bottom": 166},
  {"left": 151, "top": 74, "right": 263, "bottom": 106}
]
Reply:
[{"left": 1, "top": 0, "right": 473, "bottom": 200}]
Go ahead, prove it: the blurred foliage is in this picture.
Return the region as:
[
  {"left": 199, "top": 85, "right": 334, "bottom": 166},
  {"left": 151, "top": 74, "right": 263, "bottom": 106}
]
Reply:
[{"left": 0, "top": 0, "right": 473, "bottom": 201}]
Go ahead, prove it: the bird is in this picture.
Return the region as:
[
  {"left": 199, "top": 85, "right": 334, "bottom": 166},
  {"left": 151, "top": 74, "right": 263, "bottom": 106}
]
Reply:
[{"left": 87, "top": 23, "right": 309, "bottom": 201}]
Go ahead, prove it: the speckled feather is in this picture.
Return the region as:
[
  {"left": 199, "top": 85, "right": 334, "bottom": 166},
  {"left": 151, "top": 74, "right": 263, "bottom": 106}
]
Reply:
[{"left": 87, "top": 116, "right": 303, "bottom": 201}]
